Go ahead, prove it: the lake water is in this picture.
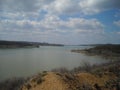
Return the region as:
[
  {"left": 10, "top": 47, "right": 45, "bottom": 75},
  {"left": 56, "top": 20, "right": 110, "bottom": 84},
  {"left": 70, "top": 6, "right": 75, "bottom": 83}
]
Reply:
[{"left": 0, "top": 46, "right": 107, "bottom": 81}]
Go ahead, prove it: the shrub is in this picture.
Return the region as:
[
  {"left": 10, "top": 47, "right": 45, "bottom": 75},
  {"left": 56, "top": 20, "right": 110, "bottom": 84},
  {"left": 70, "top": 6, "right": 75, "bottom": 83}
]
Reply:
[
  {"left": 0, "top": 77, "right": 26, "bottom": 90},
  {"left": 51, "top": 67, "right": 70, "bottom": 74}
]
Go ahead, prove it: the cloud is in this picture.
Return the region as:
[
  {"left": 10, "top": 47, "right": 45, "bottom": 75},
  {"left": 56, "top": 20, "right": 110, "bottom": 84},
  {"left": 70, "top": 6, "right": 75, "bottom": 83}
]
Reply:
[
  {"left": 44, "top": 0, "right": 120, "bottom": 15},
  {"left": 79, "top": 0, "right": 120, "bottom": 14},
  {"left": 0, "top": 17, "right": 119, "bottom": 44},
  {"left": 44, "top": 0, "right": 81, "bottom": 15},
  {"left": 114, "top": 20, "right": 120, "bottom": 27},
  {"left": 0, "top": 0, "right": 53, "bottom": 19},
  {"left": 117, "top": 32, "right": 120, "bottom": 34},
  {"left": 1, "top": 0, "right": 120, "bottom": 18},
  {"left": 0, "top": 0, "right": 120, "bottom": 44},
  {"left": 0, "top": 11, "right": 40, "bottom": 20},
  {"left": 0, "top": 0, "right": 38, "bottom": 12},
  {"left": 0, "top": 13, "right": 104, "bottom": 43},
  {"left": 0, "top": 0, "right": 54, "bottom": 12}
]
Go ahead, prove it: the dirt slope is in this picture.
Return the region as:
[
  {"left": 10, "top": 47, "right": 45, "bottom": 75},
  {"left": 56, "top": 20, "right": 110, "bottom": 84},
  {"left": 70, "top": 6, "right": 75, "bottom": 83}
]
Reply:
[
  {"left": 21, "top": 71, "right": 117, "bottom": 90},
  {"left": 22, "top": 72, "right": 69, "bottom": 90}
]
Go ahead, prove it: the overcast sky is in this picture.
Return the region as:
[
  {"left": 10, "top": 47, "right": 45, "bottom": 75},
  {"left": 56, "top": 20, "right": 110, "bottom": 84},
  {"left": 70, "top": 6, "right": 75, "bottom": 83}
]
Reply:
[{"left": 0, "top": 0, "right": 120, "bottom": 44}]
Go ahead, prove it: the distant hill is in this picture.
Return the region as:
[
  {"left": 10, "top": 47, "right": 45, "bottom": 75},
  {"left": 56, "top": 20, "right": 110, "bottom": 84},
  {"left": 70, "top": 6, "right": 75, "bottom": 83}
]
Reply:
[
  {"left": 0, "top": 40, "right": 39, "bottom": 48},
  {"left": 0, "top": 40, "right": 64, "bottom": 48},
  {"left": 72, "top": 44, "right": 120, "bottom": 59}
]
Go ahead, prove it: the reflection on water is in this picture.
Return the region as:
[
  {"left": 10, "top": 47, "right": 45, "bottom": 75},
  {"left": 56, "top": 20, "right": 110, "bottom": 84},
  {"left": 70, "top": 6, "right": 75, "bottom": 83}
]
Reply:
[{"left": 0, "top": 46, "right": 107, "bottom": 81}]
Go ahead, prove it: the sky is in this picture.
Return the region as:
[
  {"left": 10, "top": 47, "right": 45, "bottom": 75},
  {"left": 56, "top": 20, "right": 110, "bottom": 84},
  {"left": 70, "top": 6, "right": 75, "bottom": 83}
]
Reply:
[{"left": 0, "top": 0, "right": 120, "bottom": 45}]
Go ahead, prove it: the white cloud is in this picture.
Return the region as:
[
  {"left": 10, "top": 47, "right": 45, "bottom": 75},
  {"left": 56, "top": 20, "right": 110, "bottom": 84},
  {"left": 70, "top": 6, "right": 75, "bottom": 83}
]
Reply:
[
  {"left": 79, "top": 0, "right": 120, "bottom": 14},
  {"left": 0, "top": 14, "right": 104, "bottom": 43},
  {"left": 0, "top": 0, "right": 120, "bottom": 19},
  {"left": 0, "top": 17, "right": 119, "bottom": 44},
  {"left": 0, "top": 0, "right": 120, "bottom": 44},
  {"left": 44, "top": 0, "right": 120, "bottom": 15},
  {"left": 44, "top": 0, "right": 81, "bottom": 15},
  {"left": 66, "top": 18, "right": 104, "bottom": 30}
]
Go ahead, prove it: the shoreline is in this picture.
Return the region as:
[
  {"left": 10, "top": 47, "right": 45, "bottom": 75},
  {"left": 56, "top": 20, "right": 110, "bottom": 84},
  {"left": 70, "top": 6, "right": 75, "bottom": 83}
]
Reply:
[{"left": 71, "top": 44, "right": 120, "bottom": 60}]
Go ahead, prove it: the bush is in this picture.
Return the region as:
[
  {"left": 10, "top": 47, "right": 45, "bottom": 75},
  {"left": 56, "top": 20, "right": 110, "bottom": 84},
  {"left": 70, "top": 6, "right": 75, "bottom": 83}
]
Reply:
[
  {"left": 51, "top": 67, "right": 70, "bottom": 74},
  {"left": 0, "top": 77, "right": 26, "bottom": 90}
]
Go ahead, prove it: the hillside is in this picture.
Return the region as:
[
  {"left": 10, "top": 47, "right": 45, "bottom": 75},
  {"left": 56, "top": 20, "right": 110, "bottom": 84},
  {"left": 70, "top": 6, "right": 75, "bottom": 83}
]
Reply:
[
  {"left": 21, "top": 61, "right": 120, "bottom": 90},
  {"left": 0, "top": 40, "right": 39, "bottom": 48},
  {"left": 0, "top": 40, "right": 64, "bottom": 48},
  {"left": 71, "top": 44, "right": 120, "bottom": 59}
]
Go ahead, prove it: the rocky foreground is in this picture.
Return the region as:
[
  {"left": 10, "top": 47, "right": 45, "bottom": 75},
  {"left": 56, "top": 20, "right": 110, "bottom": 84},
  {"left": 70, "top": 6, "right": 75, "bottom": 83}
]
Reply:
[{"left": 21, "top": 66, "right": 120, "bottom": 90}]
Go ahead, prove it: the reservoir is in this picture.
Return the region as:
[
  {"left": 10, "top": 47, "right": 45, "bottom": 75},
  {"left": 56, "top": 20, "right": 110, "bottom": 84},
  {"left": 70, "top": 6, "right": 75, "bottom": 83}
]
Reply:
[{"left": 0, "top": 46, "right": 107, "bottom": 81}]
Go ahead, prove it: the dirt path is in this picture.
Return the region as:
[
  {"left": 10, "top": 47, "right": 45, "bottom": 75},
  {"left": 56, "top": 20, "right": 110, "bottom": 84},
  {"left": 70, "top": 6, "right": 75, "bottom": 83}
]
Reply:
[{"left": 22, "top": 72, "right": 69, "bottom": 90}]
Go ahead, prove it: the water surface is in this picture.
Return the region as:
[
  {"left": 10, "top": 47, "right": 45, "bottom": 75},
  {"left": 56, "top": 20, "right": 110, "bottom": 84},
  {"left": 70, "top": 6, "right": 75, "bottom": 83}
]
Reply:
[{"left": 0, "top": 46, "right": 107, "bottom": 81}]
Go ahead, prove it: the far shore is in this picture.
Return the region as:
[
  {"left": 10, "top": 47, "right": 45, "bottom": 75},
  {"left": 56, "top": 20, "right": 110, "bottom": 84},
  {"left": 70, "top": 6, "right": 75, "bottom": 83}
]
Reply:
[
  {"left": 0, "top": 40, "right": 64, "bottom": 49},
  {"left": 71, "top": 44, "right": 120, "bottom": 60}
]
